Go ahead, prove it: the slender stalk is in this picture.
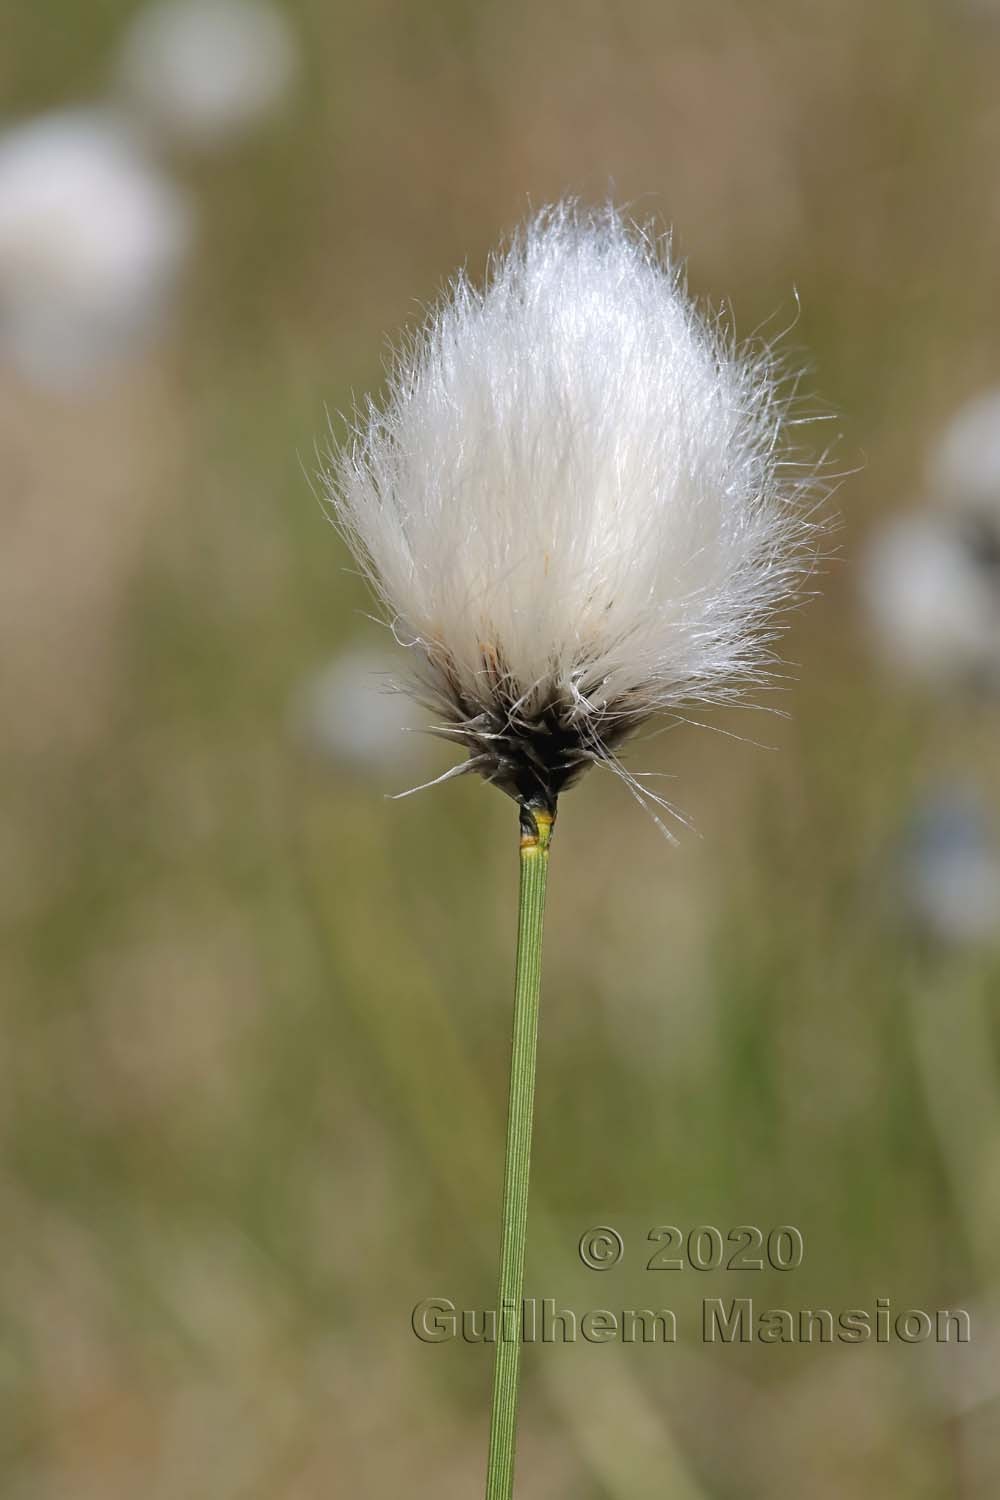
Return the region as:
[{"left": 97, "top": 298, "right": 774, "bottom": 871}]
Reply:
[{"left": 485, "top": 803, "right": 554, "bottom": 1500}]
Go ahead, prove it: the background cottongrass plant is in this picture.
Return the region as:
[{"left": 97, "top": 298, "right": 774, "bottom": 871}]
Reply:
[
  {"left": 0, "top": 1, "right": 300, "bottom": 393},
  {"left": 115, "top": 0, "right": 300, "bottom": 152},
  {"left": 324, "top": 200, "right": 823, "bottom": 1497},
  {"left": 860, "top": 512, "right": 1000, "bottom": 694},
  {"left": 896, "top": 785, "right": 1000, "bottom": 951},
  {"left": 0, "top": 109, "right": 192, "bottom": 386},
  {"left": 288, "top": 644, "right": 431, "bottom": 779},
  {"left": 931, "top": 388, "right": 1000, "bottom": 522},
  {"left": 860, "top": 387, "right": 1000, "bottom": 699}
]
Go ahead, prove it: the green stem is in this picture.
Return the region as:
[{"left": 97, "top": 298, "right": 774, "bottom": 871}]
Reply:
[{"left": 485, "top": 803, "right": 554, "bottom": 1500}]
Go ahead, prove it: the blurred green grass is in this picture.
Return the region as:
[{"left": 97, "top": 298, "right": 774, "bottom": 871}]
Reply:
[{"left": 3, "top": 0, "right": 1000, "bottom": 1496}]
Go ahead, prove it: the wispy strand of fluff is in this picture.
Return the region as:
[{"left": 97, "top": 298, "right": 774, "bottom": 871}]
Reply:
[{"left": 324, "top": 201, "right": 824, "bottom": 821}]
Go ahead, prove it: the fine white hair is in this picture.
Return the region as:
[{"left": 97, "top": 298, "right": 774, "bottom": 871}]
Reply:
[{"left": 324, "top": 202, "right": 822, "bottom": 818}]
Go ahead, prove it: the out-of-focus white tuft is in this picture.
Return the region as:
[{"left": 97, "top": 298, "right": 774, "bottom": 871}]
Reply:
[
  {"left": 899, "top": 786, "right": 1000, "bottom": 949},
  {"left": 289, "top": 647, "right": 430, "bottom": 778},
  {"left": 323, "top": 203, "right": 823, "bottom": 818},
  {"left": 116, "top": 0, "right": 299, "bottom": 150},
  {"left": 930, "top": 388, "right": 1000, "bottom": 520},
  {"left": 0, "top": 110, "right": 192, "bottom": 387},
  {"left": 860, "top": 514, "right": 1000, "bottom": 693}
]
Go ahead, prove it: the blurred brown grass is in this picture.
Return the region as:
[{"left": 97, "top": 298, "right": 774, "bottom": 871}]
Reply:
[{"left": 3, "top": 0, "right": 1000, "bottom": 1496}]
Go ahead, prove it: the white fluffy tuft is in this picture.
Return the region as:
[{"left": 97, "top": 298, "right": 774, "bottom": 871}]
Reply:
[{"left": 324, "top": 202, "right": 822, "bottom": 812}]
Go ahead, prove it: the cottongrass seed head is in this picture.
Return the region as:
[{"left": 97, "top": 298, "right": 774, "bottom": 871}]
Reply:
[{"left": 324, "top": 202, "right": 824, "bottom": 832}]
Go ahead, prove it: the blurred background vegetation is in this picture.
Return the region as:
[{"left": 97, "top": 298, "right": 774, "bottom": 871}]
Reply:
[{"left": 3, "top": 0, "right": 1000, "bottom": 1496}]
